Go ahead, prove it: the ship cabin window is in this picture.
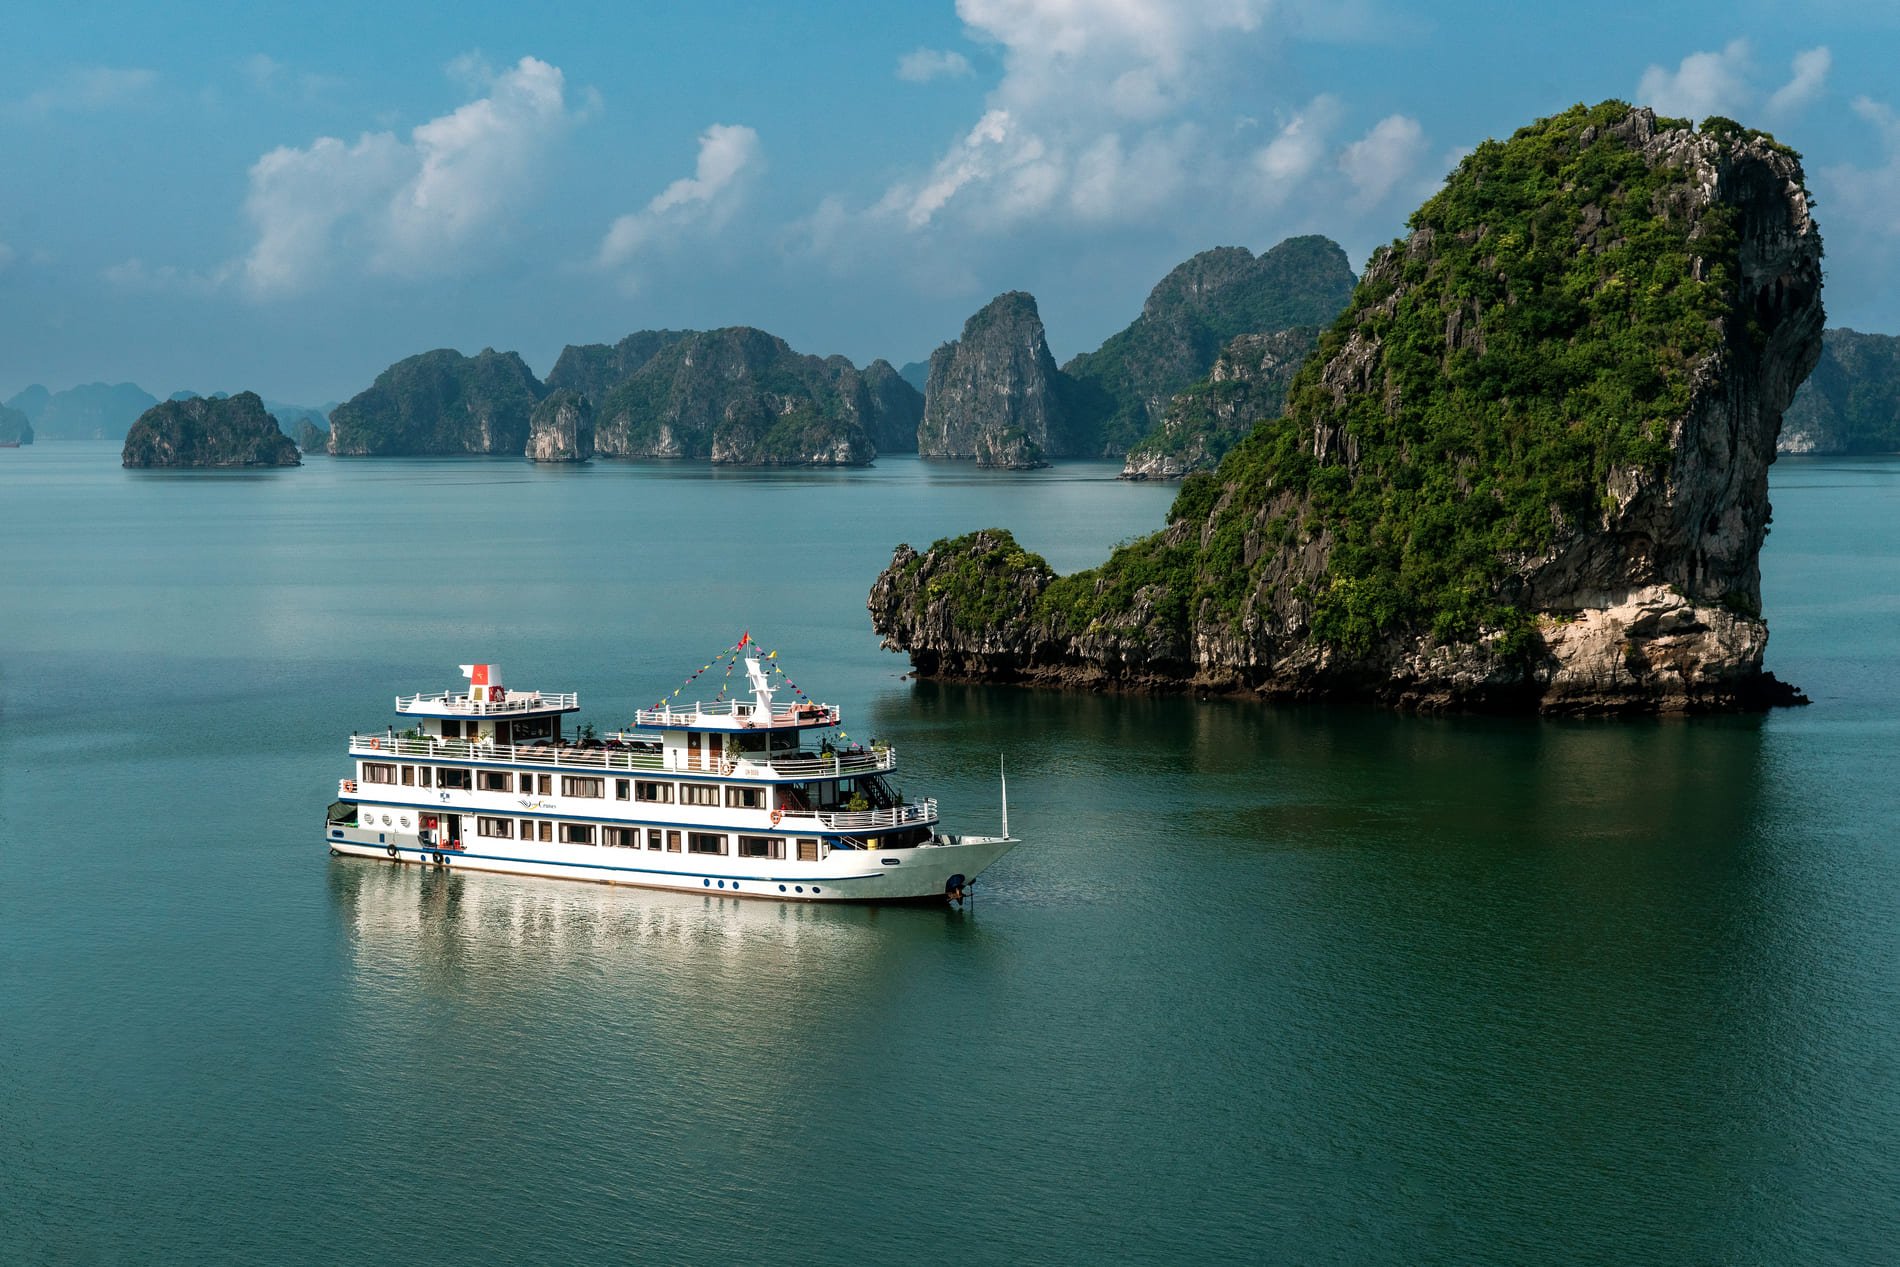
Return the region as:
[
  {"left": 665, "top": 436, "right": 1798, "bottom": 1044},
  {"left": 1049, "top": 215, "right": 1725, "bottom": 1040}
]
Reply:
[
  {"left": 680, "top": 783, "right": 720, "bottom": 807},
  {"left": 737, "top": 835, "right": 782, "bottom": 860},
  {"left": 519, "top": 818, "right": 535, "bottom": 839},
  {"left": 560, "top": 822, "right": 595, "bottom": 845},
  {"left": 537, "top": 773, "right": 553, "bottom": 796},
  {"left": 478, "top": 771, "right": 512, "bottom": 792},
  {"left": 603, "top": 826, "right": 638, "bottom": 849},
  {"left": 770, "top": 730, "right": 799, "bottom": 754},
  {"left": 562, "top": 776, "right": 604, "bottom": 798},
  {"left": 615, "top": 779, "right": 631, "bottom": 801},
  {"left": 647, "top": 829, "right": 663, "bottom": 851},
  {"left": 635, "top": 780, "right": 673, "bottom": 803},
  {"left": 478, "top": 817, "right": 514, "bottom": 839},
  {"left": 362, "top": 763, "right": 396, "bottom": 784},
  {"left": 401, "top": 765, "right": 415, "bottom": 786},
  {"left": 665, "top": 830, "right": 682, "bottom": 853},
  {"left": 513, "top": 717, "right": 555, "bottom": 743},
  {"left": 419, "top": 766, "right": 432, "bottom": 788},
  {"left": 796, "top": 837, "right": 820, "bottom": 862},
  {"left": 688, "top": 832, "right": 726, "bottom": 856},
  {"left": 437, "top": 768, "right": 472, "bottom": 791},
  {"left": 725, "top": 786, "right": 766, "bottom": 810},
  {"left": 442, "top": 720, "right": 461, "bottom": 739}
]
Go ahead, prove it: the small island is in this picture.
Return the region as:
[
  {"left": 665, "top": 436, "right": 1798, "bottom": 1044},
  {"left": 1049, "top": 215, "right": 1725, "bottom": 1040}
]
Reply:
[{"left": 121, "top": 392, "right": 301, "bottom": 468}]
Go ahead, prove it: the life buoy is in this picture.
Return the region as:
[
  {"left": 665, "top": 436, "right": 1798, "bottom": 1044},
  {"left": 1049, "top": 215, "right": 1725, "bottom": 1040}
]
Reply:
[
  {"left": 770, "top": 807, "right": 784, "bottom": 826},
  {"left": 344, "top": 780, "right": 358, "bottom": 793},
  {"left": 433, "top": 852, "right": 445, "bottom": 866},
  {"left": 368, "top": 738, "right": 380, "bottom": 750},
  {"left": 386, "top": 844, "right": 398, "bottom": 859}
]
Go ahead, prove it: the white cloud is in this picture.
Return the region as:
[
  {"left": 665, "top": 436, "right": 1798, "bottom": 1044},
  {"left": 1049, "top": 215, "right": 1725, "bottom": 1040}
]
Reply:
[
  {"left": 1767, "top": 46, "right": 1831, "bottom": 116},
  {"left": 897, "top": 48, "right": 974, "bottom": 82},
  {"left": 596, "top": 123, "right": 763, "bottom": 271},
  {"left": 237, "top": 56, "right": 579, "bottom": 297},
  {"left": 9, "top": 66, "right": 156, "bottom": 116},
  {"left": 1637, "top": 39, "right": 1751, "bottom": 120},
  {"left": 1339, "top": 113, "right": 1424, "bottom": 210},
  {"left": 1250, "top": 94, "right": 1342, "bottom": 203}
]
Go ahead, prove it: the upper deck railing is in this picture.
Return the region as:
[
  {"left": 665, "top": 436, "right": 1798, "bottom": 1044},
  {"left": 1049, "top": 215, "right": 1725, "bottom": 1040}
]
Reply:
[
  {"left": 628, "top": 699, "right": 839, "bottom": 730},
  {"left": 396, "top": 690, "right": 579, "bottom": 716},
  {"left": 348, "top": 733, "right": 894, "bottom": 779},
  {"left": 795, "top": 799, "right": 936, "bottom": 831}
]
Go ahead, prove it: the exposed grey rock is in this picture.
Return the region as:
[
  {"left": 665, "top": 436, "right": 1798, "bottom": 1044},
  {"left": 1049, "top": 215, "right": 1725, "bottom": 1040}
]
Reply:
[
  {"left": 921, "top": 291, "right": 1069, "bottom": 468},
  {"left": 1120, "top": 328, "right": 1318, "bottom": 479},
  {"left": 526, "top": 389, "right": 595, "bottom": 462}
]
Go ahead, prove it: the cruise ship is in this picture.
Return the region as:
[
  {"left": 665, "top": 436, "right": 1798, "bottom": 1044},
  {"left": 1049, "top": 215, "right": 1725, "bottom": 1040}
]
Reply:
[{"left": 324, "top": 654, "right": 1017, "bottom": 902}]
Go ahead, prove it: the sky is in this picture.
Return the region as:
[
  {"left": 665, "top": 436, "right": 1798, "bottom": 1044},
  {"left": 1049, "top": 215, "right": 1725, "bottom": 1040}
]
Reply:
[{"left": 4, "top": 0, "right": 1900, "bottom": 404}]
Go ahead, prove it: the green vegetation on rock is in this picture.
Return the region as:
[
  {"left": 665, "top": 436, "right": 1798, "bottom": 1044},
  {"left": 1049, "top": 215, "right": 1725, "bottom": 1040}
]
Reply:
[
  {"left": 121, "top": 391, "right": 300, "bottom": 468},
  {"left": 1782, "top": 329, "right": 1900, "bottom": 454},
  {"left": 329, "top": 348, "right": 546, "bottom": 456}
]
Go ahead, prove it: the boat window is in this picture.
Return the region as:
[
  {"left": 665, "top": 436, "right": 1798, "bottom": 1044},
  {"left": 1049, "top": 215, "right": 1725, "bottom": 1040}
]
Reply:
[
  {"left": 362, "top": 763, "right": 397, "bottom": 784},
  {"left": 725, "top": 786, "right": 765, "bottom": 810},
  {"left": 666, "top": 830, "right": 681, "bottom": 852},
  {"left": 437, "top": 768, "right": 472, "bottom": 791},
  {"left": 442, "top": 719, "right": 461, "bottom": 739},
  {"left": 419, "top": 766, "right": 432, "bottom": 788},
  {"left": 647, "top": 829, "right": 663, "bottom": 851},
  {"left": 478, "top": 817, "right": 513, "bottom": 839},
  {"left": 537, "top": 773, "right": 553, "bottom": 796},
  {"left": 615, "top": 779, "right": 631, "bottom": 801},
  {"left": 796, "top": 838, "right": 820, "bottom": 862},
  {"left": 635, "top": 780, "right": 673, "bottom": 803},
  {"left": 737, "top": 835, "right": 782, "bottom": 860},
  {"left": 560, "top": 822, "right": 596, "bottom": 845},
  {"left": 688, "top": 832, "right": 726, "bottom": 856},
  {"left": 603, "top": 826, "right": 637, "bottom": 848},
  {"left": 514, "top": 717, "right": 554, "bottom": 743},
  {"left": 519, "top": 818, "right": 535, "bottom": 839},
  {"left": 680, "top": 783, "right": 719, "bottom": 807},
  {"left": 561, "top": 776, "right": 604, "bottom": 798},
  {"left": 478, "top": 771, "right": 512, "bottom": 792},
  {"left": 401, "top": 765, "right": 415, "bottom": 786}
]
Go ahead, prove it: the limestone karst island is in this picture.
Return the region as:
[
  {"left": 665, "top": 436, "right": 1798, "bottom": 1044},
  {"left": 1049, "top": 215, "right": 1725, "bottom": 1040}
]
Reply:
[{"left": 871, "top": 103, "right": 1822, "bottom": 715}]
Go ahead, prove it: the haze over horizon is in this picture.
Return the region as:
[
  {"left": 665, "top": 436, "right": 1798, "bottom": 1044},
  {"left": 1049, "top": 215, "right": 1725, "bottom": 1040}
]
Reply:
[{"left": 6, "top": 0, "right": 1899, "bottom": 405}]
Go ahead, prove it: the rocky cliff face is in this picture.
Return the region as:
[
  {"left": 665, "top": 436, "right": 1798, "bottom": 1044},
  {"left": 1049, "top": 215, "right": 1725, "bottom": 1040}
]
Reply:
[
  {"left": 545, "top": 330, "right": 692, "bottom": 406},
  {"left": 1780, "top": 328, "right": 1900, "bottom": 454},
  {"left": 526, "top": 389, "right": 595, "bottom": 462},
  {"left": 921, "top": 292, "right": 1071, "bottom": 468},
  {"left": 593, "top": 327, "right": 875, "bottom": 466},
  {"left": 0, "top": 403, "right": 32, "bottom": 445},
  {"left": 290, "top": 418, "right": 328, "bottom": 453},
  {"left": 861, "top": 358, "right": 923, "bottom": 453},
  {"left": 329, "top": 348, "right": 546, "bottom": 455},
  {"left": 1065, "top": 238, "right": 1356, "bottom": 457},
  {"left": 1121, "top": 328, "right": 1318, "bottom": 479},
  {"left": 121, "top": 392, "right": 301, "bottom": 468},
  {"left": 872, "top": 104, "right": 1823, "bottom": 715}
]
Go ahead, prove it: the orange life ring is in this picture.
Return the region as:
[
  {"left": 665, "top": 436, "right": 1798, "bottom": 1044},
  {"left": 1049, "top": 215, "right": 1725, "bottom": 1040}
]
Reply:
[
  {"left": 368, "top": 738, "right": 380, "bottom": 750},
  {"left": 770, "top": 807, "right": 784, "bottom": 826},
  {"left": 343, "top": 780, "right": 358, "bottom": 793}
]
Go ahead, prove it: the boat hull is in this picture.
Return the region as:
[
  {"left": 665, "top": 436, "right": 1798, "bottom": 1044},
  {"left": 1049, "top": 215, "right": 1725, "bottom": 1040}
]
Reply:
[{"left": 324, "top": 823, "right": 1015, "bottom": 902}]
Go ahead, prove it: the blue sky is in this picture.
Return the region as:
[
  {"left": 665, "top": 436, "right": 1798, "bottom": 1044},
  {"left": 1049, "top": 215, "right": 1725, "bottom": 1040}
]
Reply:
[{"left": 4, "top": 0, "right": 1899, "bottom": 404}]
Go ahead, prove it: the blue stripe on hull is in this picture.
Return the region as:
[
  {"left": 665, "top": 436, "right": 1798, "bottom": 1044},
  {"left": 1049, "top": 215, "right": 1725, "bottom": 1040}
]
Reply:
[{"left": 329, "top": 838, "right": 887, "bottom": 886}]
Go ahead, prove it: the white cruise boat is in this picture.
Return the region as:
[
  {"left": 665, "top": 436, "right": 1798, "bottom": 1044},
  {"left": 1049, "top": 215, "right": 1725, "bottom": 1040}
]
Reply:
[{"left": 324, "top": 657, "right": 1017, "bottom": 902}]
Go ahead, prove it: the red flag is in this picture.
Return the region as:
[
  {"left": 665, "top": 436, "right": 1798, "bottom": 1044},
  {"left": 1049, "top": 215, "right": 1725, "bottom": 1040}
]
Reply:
[{"left": 738, "top": 632, "right": 750, "bottom": 649}]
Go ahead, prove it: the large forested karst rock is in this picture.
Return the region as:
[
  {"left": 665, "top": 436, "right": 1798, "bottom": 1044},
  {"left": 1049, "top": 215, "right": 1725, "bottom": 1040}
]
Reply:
[
  {"left": 872, "top": 103, "right": 1824, "bottom": 715},
  {"left": 1066, "top": 238, "right": 1357, "bottom": 457},
  {"left": 121, "top": 392, "right": 300, "bottom": 468},
  {"left": 0, "top": 403, "right": 32, "bottom": 445},
  {"left": 921, "top": 291, "right": 1073, "bottom": 468},
  {"left": 290, "top": 418, "right": 328, "bottom": 453},
  {"left": 525, "top": 389, "right": 595, "bottom": 462},
  {"left": 328, "top": 348, "right": 546, "bottom": 455},
  {"left": 545, "top": 330, "right": 693, "bottom": 406},
  {"left": 1780, "top": 329, "right": 1900, "bottom": 454},
  {"left": 1121, "top": 328, "right": 1319, "bottom": 480},
  {"left": 897, "top": 360, "right": 930, "bottom": 394},
  {"left": 861, "top": 358, "right": 923, "bottom": 453},
  {"left": 7, "top": 381, "right": 157, "bottom": 440},
  {"left": 592, "top": 327, "right": 875, "bottom": 466}
]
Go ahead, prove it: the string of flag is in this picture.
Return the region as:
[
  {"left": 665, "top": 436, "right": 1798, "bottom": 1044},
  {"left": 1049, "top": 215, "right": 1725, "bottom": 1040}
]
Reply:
[{"left": 634, "top": 632, "right": 851, "bottom": 743}]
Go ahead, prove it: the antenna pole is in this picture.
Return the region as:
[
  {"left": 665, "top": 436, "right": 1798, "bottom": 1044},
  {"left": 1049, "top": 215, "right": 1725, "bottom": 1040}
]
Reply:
[{"left": 1000, "top": 753, "right": 1009, "bottom": 840}]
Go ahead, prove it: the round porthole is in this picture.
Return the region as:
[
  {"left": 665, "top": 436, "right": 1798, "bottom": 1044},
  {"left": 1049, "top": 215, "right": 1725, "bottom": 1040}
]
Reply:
[
  {"left": 717, "top": 880, "right": 725, "bottom": 888},
  {"left": 381, "top": 814, "right": 393, "bottom": 826},
  {"left": 812, "top": 887, "right": 821, "bottom": 894},
  {"left": 778, "top": 885, "right": 786, "bottom": 892},
  {"left": 703, "top": 879, "right": 710, "bottom": 887},
  {"left": 400, "top": 816, "right": 411, "bottom": 828},
  {"left": 732, "top": 883, "right": 740, "bottom": 892}
]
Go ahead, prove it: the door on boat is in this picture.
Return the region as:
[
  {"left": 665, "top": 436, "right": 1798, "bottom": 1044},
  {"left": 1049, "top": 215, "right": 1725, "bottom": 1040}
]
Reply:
[
  {"left": 442, "top": 813, "right": 461, "bottom": 849},
  {"left": 687, "top": 732, "right": 702, "bottom": 770}
]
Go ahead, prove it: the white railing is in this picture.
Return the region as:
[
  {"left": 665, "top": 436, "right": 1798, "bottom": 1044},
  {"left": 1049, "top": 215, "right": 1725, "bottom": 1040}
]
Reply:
[
  {"left": 395, "top": 690, "right": 579, "bottom": 715},
  {"left": 793, "top": 799, "right": 936, "bottom": 831},
  {"left": 758, "top": 747, "right": 895, "bottom": 778},
  {"left": 351, "top": 734, "right": 664, "bottom": 770},
  {"left": 629, "top": 700, "right": 839, "bottom": 729}
]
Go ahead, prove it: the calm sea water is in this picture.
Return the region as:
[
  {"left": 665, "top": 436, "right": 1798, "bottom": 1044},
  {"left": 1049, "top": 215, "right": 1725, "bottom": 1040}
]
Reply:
[{"left": 3, "top": 444, "right": 1898, "bottom": 1265}]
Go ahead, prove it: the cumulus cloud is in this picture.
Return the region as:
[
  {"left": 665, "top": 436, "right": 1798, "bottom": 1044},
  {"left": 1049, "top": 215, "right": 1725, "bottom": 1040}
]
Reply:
[
  {"left": 1339, "top": 113, "right": 1425, "bottom": 210},
  {"left": 237, "top": 56, "right": 578, "bottom": 296},
  {"left": 1637, "top": 39, "right": 1751, "bottom": 120},
  {"left": 1767, "top": 46, "right": 1831, "bottom": 116},
  {"left": 1250, "top": 94, "right": 1343, "bottom": 203},
  {"left": 897, "top": 48, "right": 974, "bottom": 82},
  {"left": 1825, "top": 96, "right": 1900, "bottom": 239},
  {"left": 595, "top": 123, "right": 763, "bottom": 271},
  {"left": 8, "top": 66, "right": 156, "bottom": 116}
]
